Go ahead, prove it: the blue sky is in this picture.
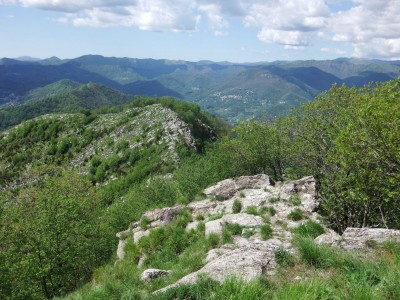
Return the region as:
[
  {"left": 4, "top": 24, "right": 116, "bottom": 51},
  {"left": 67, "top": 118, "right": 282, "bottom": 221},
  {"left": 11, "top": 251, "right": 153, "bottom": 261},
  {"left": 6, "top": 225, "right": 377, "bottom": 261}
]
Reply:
[{"left": 0, "top": 0, "right": 399, "bottom": 62}]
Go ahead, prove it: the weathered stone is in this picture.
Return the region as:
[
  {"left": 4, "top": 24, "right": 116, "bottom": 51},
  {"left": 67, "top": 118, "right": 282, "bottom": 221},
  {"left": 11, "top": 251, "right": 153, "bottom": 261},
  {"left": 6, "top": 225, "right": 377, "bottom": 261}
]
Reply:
[
  {"left": 116, "top": 228, "right": 131, "bottom": 240},
  {"left": 185, "top": 221, "right": 199, "bottom": 232},
  {"left": 141, "top": 269, "right": 170, "bottom": 282},
  {"left": 340, "top": 227, "right": 400, "bottom": 250},
  {"left": 203, "top": 179, "right": 237, "bottom": 200},
  {"left": 235, "top": 174, "right": 269, "bottom": 190},
  {"left": 222, "top": 213, "right": 264, "bottom": 227},
  {"left": 205, "top": 219, "right": 223, "bottom": 237},
  {"left": 134, "top": 229, "right": 150, "bottom": 243},
  {"left": 142, "top": 205, "right": 185, "bottom": 225},
  {"left": 116, "top": 239, "right": 127, "bottom": 260},
  {"left": 315, "top": 229, "right": 341, "bottom": 246},
  {"left": 203, "top": 174, "right": 270, "bottom": 200},
  {"left": 187, "top": 200, "right": 216, "bottom": 217}
]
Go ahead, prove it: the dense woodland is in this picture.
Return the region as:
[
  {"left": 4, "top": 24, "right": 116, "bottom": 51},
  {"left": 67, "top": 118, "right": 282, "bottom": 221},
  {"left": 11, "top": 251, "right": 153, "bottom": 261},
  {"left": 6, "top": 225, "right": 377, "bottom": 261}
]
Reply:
[{"left": 0, "top": 78, "right": 400, "bottom": 299}]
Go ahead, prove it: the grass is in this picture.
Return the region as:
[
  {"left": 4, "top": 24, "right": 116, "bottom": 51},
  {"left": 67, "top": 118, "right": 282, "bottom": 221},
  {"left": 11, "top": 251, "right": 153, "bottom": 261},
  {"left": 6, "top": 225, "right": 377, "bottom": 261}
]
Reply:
[
  {"left": 274, "top": 248, "right": 295, "bottom": 268},
  {"left": 246, "top": 205, "right": 258, "bottom": 215},
  {"left": 62, "top": 232, "right": 400, "bottom": 300},
  {"left": 232, "top": 198, "right": 242, "bottom": 214},
  {"left": 293, "top": 220, "right": 325, "bottom": 238},
  {"left": 140, "top": 216, "right": 151, "bottom": 230},
  {"left": 287, "top": 208, "right": 305, "bottom": 221},
  {"left": 290, "top": 194, "right": 302, "bottom": 206},
  {"left": 269, "top": 197, "right": 281, "bottom": 203},
  {"left": 268, "top": 206, "right": 277, "bottom": 216},
  {"left": 260, "top": 224, "right": 273, "bottom": 240}
]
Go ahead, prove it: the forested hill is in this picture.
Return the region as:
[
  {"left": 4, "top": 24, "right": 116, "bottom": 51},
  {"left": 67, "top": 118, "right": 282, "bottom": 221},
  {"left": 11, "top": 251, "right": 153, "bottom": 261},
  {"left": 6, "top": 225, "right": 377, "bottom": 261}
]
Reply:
[
  {"left": 0, "top": 97, "right": 223, "bottom": 191},
  {"left": 1, "top": 55, "right": 399, "bottom": 122},
  {"left": 0, "top": 82, "right": 135, "bottom": 131}
]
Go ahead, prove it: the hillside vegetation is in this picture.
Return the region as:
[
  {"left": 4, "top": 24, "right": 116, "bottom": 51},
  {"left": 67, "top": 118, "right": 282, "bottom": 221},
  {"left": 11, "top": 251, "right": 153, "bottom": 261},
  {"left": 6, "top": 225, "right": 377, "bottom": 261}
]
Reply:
[
  {"left": 1, "top": 78, "right": 400, "bottom": 299},
  {"left": 0, "top": 82, "right": 135, "bottom": 131}
]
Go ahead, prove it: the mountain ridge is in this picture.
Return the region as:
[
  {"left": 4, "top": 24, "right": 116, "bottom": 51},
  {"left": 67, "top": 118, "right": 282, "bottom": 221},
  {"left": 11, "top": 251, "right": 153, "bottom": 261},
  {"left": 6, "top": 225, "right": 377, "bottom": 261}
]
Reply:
[{"left": 1, "top": 55, "right": 399, "bottom": 122}]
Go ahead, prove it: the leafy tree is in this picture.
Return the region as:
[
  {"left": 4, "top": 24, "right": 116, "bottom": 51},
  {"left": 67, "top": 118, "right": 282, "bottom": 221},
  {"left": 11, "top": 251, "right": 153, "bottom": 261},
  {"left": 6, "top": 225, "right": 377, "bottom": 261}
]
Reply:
[
  {"left": 0, "top": 168, "right": 112, "bottom": 299},
  {"left": 282, "top": 80, "right": 400, "bottom": 231},
  {"left": 222, "top": 120, "right": 285, "bottom": 180}
]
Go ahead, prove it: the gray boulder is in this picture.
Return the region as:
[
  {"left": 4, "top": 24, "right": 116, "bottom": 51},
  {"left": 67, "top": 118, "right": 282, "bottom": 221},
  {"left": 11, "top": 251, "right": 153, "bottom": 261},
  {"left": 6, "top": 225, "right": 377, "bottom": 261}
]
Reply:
[{"left": 141, "top": 269, "right": 170, "bottom": 282}]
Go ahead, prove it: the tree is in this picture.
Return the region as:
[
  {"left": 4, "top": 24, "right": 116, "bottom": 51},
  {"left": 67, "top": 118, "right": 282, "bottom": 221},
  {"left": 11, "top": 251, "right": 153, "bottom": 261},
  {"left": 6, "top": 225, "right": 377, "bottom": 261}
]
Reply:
[
  {"left": 223, "top": 120, "right": 285, "bottom": 180},
  {"left": 0, "top": 168, "right": 113, "bottom": 299},
  {"left": 282, "top": 80, "right": 400, "bottom": 232}
]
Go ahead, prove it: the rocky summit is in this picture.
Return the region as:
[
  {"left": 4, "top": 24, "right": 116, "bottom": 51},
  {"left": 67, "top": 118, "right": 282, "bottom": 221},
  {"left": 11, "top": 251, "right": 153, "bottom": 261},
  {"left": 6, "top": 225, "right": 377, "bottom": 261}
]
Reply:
[{"left": 116, "top": 174, "right": 400, "bottom": 294}]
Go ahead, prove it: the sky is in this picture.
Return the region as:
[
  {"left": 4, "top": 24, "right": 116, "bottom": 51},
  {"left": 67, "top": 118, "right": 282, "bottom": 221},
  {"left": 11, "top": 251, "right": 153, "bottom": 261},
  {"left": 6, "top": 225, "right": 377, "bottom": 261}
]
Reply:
[{"left": 0, "top": 0, "right": 399, "bottom": 63}]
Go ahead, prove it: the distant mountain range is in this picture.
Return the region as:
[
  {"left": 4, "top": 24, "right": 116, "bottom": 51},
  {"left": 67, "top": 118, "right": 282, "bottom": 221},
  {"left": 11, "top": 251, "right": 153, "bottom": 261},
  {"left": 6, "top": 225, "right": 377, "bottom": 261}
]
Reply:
[{"left": 1, "top": 55, "right": 399, "bottom": 123}]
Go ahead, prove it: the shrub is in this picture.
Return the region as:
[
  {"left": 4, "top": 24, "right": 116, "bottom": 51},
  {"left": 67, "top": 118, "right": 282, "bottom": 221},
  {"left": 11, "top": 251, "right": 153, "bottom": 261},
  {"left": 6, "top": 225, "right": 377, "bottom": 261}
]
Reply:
[
  {"left": 232, "top": 198, "right": 242, "bottom": 214},
  {"left": 239, "top": 192, "right": 246, "bottom": 198}
]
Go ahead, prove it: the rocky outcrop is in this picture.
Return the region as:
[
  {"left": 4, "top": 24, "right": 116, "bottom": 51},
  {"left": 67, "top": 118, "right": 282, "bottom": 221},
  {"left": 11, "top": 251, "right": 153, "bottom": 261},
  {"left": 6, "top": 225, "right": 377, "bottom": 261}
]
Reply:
[
  {"left": 116, "top": 174, "right": 319, "bottom": 287},
  {"left": 116, "top": 173, "right": 400, "bottom": 294},
  {"left": 316, "top": 227, "right": 400, "bottom": 250},
  {"left": 141, "top": 269, "right": 170, "bottom": 282},
  {"left": 203, "top": 174, "right": 269, "bottom": 200}
]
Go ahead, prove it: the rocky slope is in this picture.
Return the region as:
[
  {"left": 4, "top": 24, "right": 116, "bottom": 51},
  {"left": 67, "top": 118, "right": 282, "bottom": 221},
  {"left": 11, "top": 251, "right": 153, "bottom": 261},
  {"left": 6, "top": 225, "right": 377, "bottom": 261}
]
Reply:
[
  {"left": 116, "top": 174, "right": 400, "bottom": 293},
  {"left": 0, "top": 102, "right": 214, "bottom": 190}
]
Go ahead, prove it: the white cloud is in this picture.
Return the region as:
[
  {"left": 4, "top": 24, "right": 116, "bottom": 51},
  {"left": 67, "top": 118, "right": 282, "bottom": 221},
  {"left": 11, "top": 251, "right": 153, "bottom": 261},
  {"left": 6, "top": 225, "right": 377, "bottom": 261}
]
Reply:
[
  {"left": 198, "top": 4, "right": 229, "bottom": 35},
  {"left": 330, "top": 0, "right": 400, "bottom": 58},
  {"left": 2, "top": 0, "right": 400, "bottom": 58},
  {"left": 244, "top": 0, "right": 329, "bottom": 46},
  {"left": 71, "top": 1, "right": 200, "bottom": 32}
]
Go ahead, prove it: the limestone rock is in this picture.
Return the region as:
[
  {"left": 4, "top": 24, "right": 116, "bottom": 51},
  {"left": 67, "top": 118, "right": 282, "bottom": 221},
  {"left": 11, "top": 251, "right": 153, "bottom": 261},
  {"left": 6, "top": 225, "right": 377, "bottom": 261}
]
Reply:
[
  {"left": 340, "top": 227, "right": 400, "bottom": 250},
  {"left": 185, "top": 221, "right": 199, "bottom": 232},
  {"left": 134, "top": 229, "right": 150, "bottom": 243},
  {"left": 205, "top": 219, "right": 223, "bottom": 237},
  {"left": 222, "top": 213, "right": 264, "bottom": 227},
  {"left": 141, "top": 269, "right": 170, "bottom": 282},
  {"left": 203, "top": 178, "right": 237, "bottom": 200},
  {"left": 116, "top": 239, "right": 127, "bottom": 260},
  {"left": 203, "top": 174, "right": 270, "bottom": 200},
  {"left": 235, "top": 174, "right": 269, "bottom": 190},
  {"left": 187, "top": 200, "right": 216, "bottom": 218},
  {"left": 315, "top": 229, "right": 341, "bottom": 246}
]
